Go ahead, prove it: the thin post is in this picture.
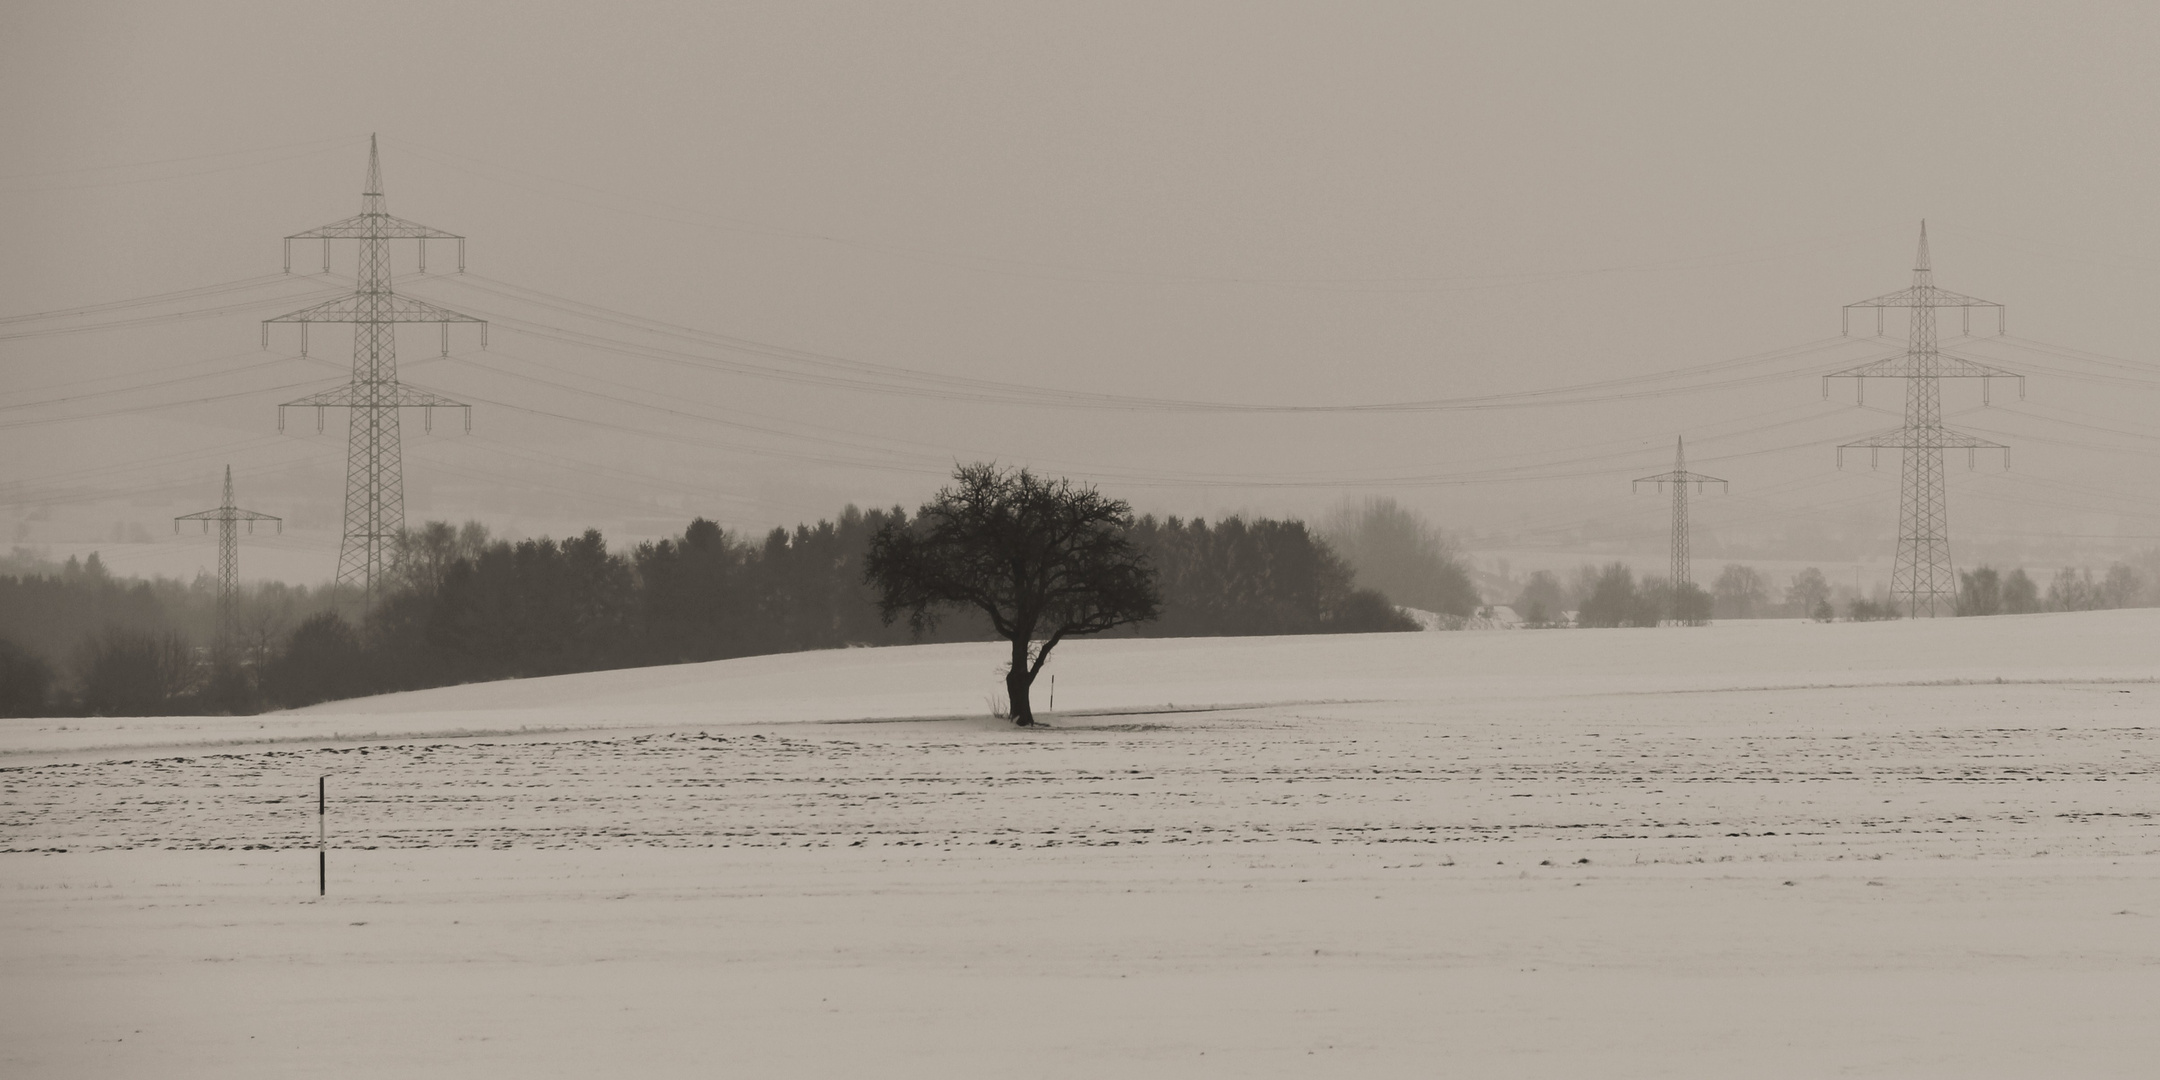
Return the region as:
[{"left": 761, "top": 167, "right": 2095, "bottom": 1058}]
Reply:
[{"left": 318, "top": 775, "right": 326, "bottom": 896}]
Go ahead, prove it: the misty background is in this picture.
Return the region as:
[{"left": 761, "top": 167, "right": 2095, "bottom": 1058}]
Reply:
[{"left": 4, "top": 1, "right": 2157, "bottom": 597}]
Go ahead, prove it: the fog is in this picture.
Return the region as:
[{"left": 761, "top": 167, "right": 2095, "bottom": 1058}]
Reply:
[{"left": 4, "top": 2, "right": 2156, "bottom": 589}]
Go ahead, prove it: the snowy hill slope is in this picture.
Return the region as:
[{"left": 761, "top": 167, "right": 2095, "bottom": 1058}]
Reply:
[{"left": 5, "top": 608, "right": 2154, "bottom": 760}]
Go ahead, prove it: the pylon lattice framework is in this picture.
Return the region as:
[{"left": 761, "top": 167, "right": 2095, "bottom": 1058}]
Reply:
[
  {"left": 266, "top": 135, "right": 479, "bottom": 613},
  {"left": 174, "top": 465, "right": 281, "bottom": 651},
  {"left": 1634, "top": 436, "right": 1726, "bottom": 607},
  {"left": 1824, "top": 224, "right": 2020, "bottom": 618}
]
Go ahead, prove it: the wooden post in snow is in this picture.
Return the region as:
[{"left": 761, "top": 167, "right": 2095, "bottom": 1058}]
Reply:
[{"left": 318, "top": 775, "right": 326, "bottom": 896}]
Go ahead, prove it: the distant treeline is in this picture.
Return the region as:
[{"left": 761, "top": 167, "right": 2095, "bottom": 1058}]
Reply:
[
  {"left": 1509, "top": 555, "right": 2160, "bottom": 626},
  {"left": 1, "top": 503, "right": 1431, "bottom": 717},
  {"left": 0, "top": 552, "right": 339, "bottom": 717},
  {"left": 1508, "top": 563, "right": 1712, "bottom": 627}
]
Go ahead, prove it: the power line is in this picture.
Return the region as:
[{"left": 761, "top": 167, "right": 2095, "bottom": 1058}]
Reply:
[
  {"left": 0, "top": 135, "right": 364, "bottom": 183},
  {"left": 2, "top": 139, "right": 365, "bottom": 193},
  {"left": 0, "top": 354, "right": 311, "bottom": 414},
  {"left": 443, "top": 349, "right": 968, "bottom": 469},
  {"left": 0, "top": 375, "right": 338, "bottom": 431},
  {"left": 451, "top": 292, "right": 1864, "bottom": 414},
  {"left": 0, "top": 285, "right": 347, "bottom": 341},
  {"left": 386, "top": 135, "right": 1881, "bottom": 293},
  {"left": 0, "top": 273, "right": 308, "bottom": 325}
]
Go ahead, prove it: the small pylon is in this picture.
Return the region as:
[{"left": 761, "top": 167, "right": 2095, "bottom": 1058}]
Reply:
[
  {"left": 174, "top": 466, "right": 281, "bottom": 652},
  {"left": 1634, "top": 437, "right": 1726, "bottom": 615}
]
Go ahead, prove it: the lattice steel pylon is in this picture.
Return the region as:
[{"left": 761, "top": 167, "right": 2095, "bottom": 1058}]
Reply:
[
  {"left": 266, "top": 135, "right": 479, "bottom": 613},
  {"left": 1633, "top": 436, "right": 1726, "bottom": 597},
  {"left": 174, "top": 465, "right": 281, "bottom": 652},
  {"left": 1824, "top": 223, "right": 2019, "bottom": 618}
]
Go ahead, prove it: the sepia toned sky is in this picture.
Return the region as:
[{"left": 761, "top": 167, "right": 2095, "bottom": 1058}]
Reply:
[{"left": 3, "top": 1, "right": 2157, "bottom": 585}]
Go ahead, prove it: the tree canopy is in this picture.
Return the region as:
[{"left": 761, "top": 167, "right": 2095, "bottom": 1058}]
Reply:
[
  {"left": 1319, "top": 496, "right": 1479, "bottom": 617},
  {"left": 865, "top": 463, "right": 1160, "bottom": 725}
]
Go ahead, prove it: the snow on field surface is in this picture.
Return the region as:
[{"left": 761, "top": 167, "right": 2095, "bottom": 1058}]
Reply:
[{"left": 3, "top": 610, "right": 2157, "bottom": 1077}]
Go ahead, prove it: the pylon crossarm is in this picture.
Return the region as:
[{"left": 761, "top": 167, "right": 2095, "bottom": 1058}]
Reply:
[
  {"left": 1844, "top": 284, "right": 2001, "bottom": 311},
  {"left": 264, "top": 294, "right": 484, "bottom": 325},
  {"left": 1634, "top": 469, "right": 1725, "bottom": 486},
  {"left": 281, "top": 383, "right": 467, "bottom": 410},
  {"left": 288, "top": 213, "right": 462, "bottom": 241},
  {"left": 175, "top": 507, "right": 280, "bottom": 522},
  {"left": 1839, "top": 425, "right": 2007, "bottom": 451},
  {"left": 387, "top": 384, "right": 468, "bottom": 409},
  {"left": 283, "top": 385, "right": 361, "bottom": 409},
  {"left": 1825, "top": 352, "right": 2021, "bottom": 381}
]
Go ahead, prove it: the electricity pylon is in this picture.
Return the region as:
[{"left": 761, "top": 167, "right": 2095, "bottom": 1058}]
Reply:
[
  {"left": 1824, "top": 223, "right": 2019, "bottom": 618},
  {"left": 174, "top": 465, "right": 281, "bottom": 652},
  {"left": 266, "top": 135, "right": 479, "bottom": 613},
  {"left": 1633, "top": 436, "right": 1725, "bottom": 606}
]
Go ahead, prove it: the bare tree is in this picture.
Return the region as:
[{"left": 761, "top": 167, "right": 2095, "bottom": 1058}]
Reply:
[
  {"left": 392, "top": 520, "right": 493, "bottom": 597},
  {"left": 1956, "top": 567, "right": 2002, "bottom": 616},
  {"left": 2002, "top": 568, "right": 2042, "bottom": 614},
  {"left": 73, "top": 627, "right": 194, "bottom": 715},
  {"left": 1786, "top": 568, "right": 1831, "bottom": 618},
  {"left": 1512, "top": 570, "right": 1566, "bottom": 627},
  {"left": 2047, "top": 568, "right": 2100, "bottom": 611},
  {"left": 2101, "top": 564, "right": 2144, "bottom": 609},
  {"left": 1712, "top": 564, "right": 1768, "bottom": 619},
  {"left": 866, "top": 464, "right": 1160, "bottom": 726},
  {"left": 1319, "top": 496, "right": 1479, "bottom": 617}
]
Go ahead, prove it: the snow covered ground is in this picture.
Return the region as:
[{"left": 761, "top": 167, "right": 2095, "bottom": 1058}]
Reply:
[{"left": 3, "top": 610, "right": 2156, "bottom": 1077}]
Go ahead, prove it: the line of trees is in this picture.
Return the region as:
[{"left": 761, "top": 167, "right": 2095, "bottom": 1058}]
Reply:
[
  {"left": 1956, "top": 562, "right": 2152, "bottom": 616},
  {"left": 1712, "top": 559, "right": 2160, "bottom": 622},
  {"left": 1510, "top": 564, "right": 1711, "bottom": 627},
  {"left": 1, "top": 498, "right": 1418, "bottom": 717},
  {"left": 1134, "top": 514, "right": 1415, "bottom": 637},
  {"left": 1501, "top": 553, "right": 2158, "bottom": 627},
  {"left": 0, "top": 551, "right": 339, "bottom": 717},
  {"left": 1317, "top": 497, "right": 1480, "bottom": 619}
]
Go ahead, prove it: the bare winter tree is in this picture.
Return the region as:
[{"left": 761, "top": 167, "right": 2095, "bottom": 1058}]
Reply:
[
  {"left": 865, "top": 464, "right": 1160, "bottom": 726},
  {"left": 1319, "top": 496, "right": 1479, "bottom": 617},
  {"left": 2002, "top": 568, "right": 2043, "bottom": 614},
  {"left": 2100, "top": 564, "right": 2144, "bottom": 609},
  {"left": 73, "top": 627, "right": 194, "bottom": 716},
  {"left": 392, "top": 520, "right": 494, "bottom": 596},
  {"left": 1712, "top": 564, "right": 1768, "bottom": 619},
  {"left": 1956, "top": 567, "right": 2003, "bottom": 617},
  {"left": 1785, "top": 568, "right": 1832, "bottom": 618}
]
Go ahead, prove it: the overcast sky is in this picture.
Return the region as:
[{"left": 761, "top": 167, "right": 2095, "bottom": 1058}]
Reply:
[{"left": 4, "top": 1, "right": 2157, "bottom": 584}]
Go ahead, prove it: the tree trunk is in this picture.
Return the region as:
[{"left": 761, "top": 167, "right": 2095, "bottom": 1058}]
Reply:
[{"left": 1005, "top": 637, "right": 1035, "bottom": 726}]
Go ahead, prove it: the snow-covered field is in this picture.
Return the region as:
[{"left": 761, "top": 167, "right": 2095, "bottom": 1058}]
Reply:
[{"left": 3, "top": 611, "right": 2156, "bottom": 1077}]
